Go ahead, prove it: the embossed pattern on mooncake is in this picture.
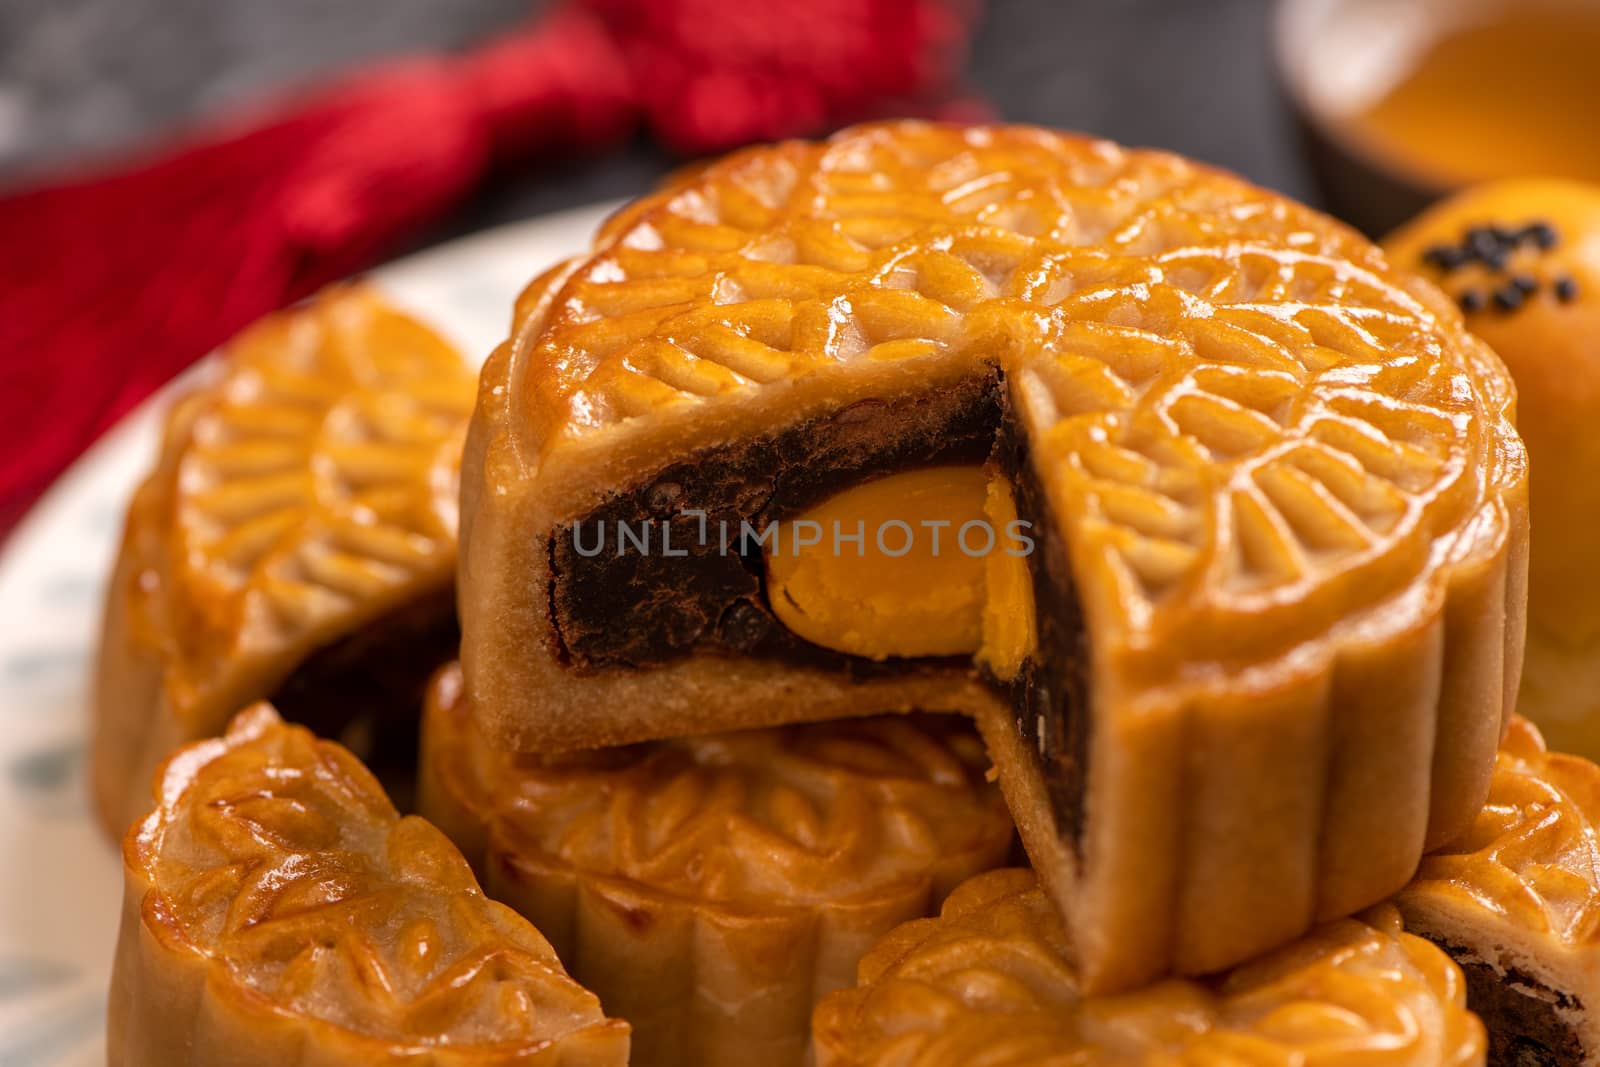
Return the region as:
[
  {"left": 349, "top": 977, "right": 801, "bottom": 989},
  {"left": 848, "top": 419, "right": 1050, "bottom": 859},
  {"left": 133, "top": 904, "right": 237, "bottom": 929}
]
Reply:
[
  {"left": 110, "top": 705, "right": 629, "bottom": 1067},
  {"left": 814, "top": 868, "right": 1485, "bottom": 1067},
  {"left": 93, "top": 285, "right": 475, "bottom": 835},
  {"left": 1397, "top": 716, "right": 1600, "bottom": 1065},
  {"left": 419, "top": 663, "right": 1013, "bottom": 1067},
  {"left": 1411, "top": 716, "right": 1600, "bottom": 944}
]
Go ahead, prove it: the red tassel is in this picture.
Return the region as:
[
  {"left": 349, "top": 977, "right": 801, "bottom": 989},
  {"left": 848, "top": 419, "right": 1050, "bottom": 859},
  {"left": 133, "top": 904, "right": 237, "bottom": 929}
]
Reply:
[
  {"left": 596, "top": 0, "right": 982, "bottom": 151},
  {"left": 0, "top": 0, "right": 980, "bottom": 533}
]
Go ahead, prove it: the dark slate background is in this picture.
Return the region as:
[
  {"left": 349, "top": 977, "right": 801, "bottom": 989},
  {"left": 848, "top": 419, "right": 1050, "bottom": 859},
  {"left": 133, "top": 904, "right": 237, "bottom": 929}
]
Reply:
[{"left": 0, "top": 0, "right": 1316, "bottom": 250}]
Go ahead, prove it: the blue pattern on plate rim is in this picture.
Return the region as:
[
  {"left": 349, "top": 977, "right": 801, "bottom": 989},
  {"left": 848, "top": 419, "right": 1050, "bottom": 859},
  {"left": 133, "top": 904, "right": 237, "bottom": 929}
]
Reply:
[
  {"left": 2, "top": 650, "right": 87, "bottom": 687},
  {"left": 0, "top": 990, "right": 106, "bottom": 1067},
  {"left": 0, "top": 205, "right": 610, "bottom": 1067}
]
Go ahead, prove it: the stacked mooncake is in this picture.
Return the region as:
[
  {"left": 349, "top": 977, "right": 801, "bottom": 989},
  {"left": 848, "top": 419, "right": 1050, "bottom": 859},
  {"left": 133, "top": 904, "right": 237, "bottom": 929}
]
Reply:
[{"left": 97, "top": 122, "right": 1600, "bottom": 1067}]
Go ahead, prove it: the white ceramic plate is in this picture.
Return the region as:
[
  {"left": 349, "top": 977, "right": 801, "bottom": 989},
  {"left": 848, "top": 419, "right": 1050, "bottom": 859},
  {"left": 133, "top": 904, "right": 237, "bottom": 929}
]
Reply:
[{"left": 0, "top": 201, "right": 616, "bottom": 1067}]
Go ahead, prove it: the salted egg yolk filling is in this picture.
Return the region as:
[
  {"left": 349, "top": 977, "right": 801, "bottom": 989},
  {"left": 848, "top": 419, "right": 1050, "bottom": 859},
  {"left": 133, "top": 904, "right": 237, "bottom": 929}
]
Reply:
[{"left": 764, "top": 465, "right": 1036, "bottom": 676}]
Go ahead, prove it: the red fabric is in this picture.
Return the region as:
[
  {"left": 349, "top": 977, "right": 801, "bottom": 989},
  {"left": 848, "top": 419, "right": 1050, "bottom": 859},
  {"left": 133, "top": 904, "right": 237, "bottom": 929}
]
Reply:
[{"left": 0, "top": 0, "right": 981, "bottom": 534}]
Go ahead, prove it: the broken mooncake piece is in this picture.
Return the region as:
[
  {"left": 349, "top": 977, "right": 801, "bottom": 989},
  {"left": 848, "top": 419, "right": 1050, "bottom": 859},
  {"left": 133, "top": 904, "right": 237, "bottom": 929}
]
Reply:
[
  {"left": 93, "top": 285, "right": 475, "bottom": 836},
  {"left": 812, "top": 867, "right": 1486, "bottom": 1067},
  {"left": 109, "top": 704, "right": 630, "bottom": 1066},
  {"left": 459, "top": 120, "right": 1529, "bottom": 991},
  {"left": 418, "top": 662, "right": 1013, "bottom": 1067},
  {"left": 1396, "top": 714, "right": 1600, "bottom": 1066}
]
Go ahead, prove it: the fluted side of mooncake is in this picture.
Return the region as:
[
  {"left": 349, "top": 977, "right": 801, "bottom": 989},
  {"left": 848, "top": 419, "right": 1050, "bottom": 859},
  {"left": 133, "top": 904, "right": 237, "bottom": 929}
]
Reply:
[
  {"left": 110, "top": 705, "right": 629, "bottom": 1067},
  {"left": 1396, "top": 715, "right": 1600, "bottom": 1065},
  {"left": 418, "top": 663, "right": 1014, "bottom": 1067},
  {"left": 814, "top": 868, "right": 1485, "bottom": 1067},
  {"left": 92, "top": 285, "right": 474, "bottom": 836}
]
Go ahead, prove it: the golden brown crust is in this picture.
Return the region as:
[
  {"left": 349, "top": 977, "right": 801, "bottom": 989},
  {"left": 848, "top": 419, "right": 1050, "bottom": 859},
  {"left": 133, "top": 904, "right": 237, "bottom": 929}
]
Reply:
[
  {"left": 1385, "top": 179, "right": 1600, "bottom": 762},
  {"left": 1407, "top": 716, "right": 1600, "bottom": 948},
  {"left": 93, "top": 286, "right": 475, "bottom": 837},
  {"left": 1396, "top": 715, "right": 1600, "bottom": 1058},
  {"left": 814, "top": 868, "right": 1485, "bottom": 1067},
  {"left": 109, "top": 705, "right": 629, "bottom": 1067},
  {"left": 418, "top": 662, "right": 1013, "bottom": 1067},
  {"left": 462, "top": 120, "right": 1527, "bottom": 992}
]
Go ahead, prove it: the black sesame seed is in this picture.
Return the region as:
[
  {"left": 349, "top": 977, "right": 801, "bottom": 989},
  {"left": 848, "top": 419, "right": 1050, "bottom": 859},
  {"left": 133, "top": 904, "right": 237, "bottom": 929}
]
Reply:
[
  {"left": 1467, "top": 227, "right": 1503, "bottom": 262},
  {"left": 1520, "top": 221, "right": 1559, "bottom": 250},
  {"left": 646, "top": 480, "right": 683, "bottom": 514},
  {"left": 1490, "top": 224, "right": 1520, "bottom": 245},
  {"left": 1555, "top": 276, "right": 1580, "bottom": 302},
  {"left": 1458, "top": 289, "right": 1486, "bottom": 312},
  {"left": 1511, "top": 273, "right": 1538, "bottom": 294},
  {"left": 720, "top": 601, "right": 772, "bottom": 651},
  {"left": 1492, "top": 283, "right": 1525, "bottom": 311},
  {"left": 1482, "top": 246, "right": 1510, "bottom": 271},
  {"left": 1423, "top": 244, "right": 1470, "bottom": 271}
]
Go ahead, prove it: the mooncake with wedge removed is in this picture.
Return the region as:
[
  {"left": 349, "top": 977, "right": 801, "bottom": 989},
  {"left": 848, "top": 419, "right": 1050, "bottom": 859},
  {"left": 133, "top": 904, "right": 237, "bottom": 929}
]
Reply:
[{"left": 460, "top": 120, "right": 1528, "bottom": 991}]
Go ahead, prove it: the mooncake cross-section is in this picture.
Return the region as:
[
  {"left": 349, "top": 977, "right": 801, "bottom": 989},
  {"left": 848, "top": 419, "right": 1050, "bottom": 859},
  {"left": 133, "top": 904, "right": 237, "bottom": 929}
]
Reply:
[
  {"left": 1396, "top": 715, "right": 1600, "bottom": 1066},
  {"left": 109, "top": 704, "right": 630, "bottom": 1067},
  {"left": 460, "top": 120, "right": 1528, "bottom": 990},
  {"left": 93, "top": 285, "right": 475, "bottom": 835},
  {"left": 418, "top": 662, "right": 1013, "bottom": 1067},
  {"left": 812, "top": 868, "right": 1486, "bottom": 1067}
]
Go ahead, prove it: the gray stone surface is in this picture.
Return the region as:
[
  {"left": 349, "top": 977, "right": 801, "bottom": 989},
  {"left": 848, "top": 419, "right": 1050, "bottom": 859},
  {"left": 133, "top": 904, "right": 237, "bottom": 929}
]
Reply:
[{"left": 0, "top": 0, "right": 1316, "bottom": 241}]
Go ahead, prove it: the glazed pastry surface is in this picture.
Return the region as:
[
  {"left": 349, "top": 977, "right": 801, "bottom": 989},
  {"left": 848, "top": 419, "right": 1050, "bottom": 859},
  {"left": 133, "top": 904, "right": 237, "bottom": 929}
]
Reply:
[
  {"left": 1396, "top": 715, "right": 1600, "bottom": 1065},
  {"left": 469, "top": 121, "right": 1525, "bottom": 739},
  {"left": 109, "top": 705, "right": 629, "bottom": 1067},
  {"left": 93, "top": 285, "right": 474, "bottom": 834},
  {"left": 463, "top": 120, "right": 1528, "bottom": 992},
  {"left": 1385, "top": 179, "right": 1600, "bottom": 761},
  {"left": 1409, "top": 716, "right": 1600, "bottom": 945},
  {"left": 814, "top": 868, "right": 1486, "bottom": 1067},
  {"left": 419, "top": 663, "right": 1013, "bottom": 1067}
]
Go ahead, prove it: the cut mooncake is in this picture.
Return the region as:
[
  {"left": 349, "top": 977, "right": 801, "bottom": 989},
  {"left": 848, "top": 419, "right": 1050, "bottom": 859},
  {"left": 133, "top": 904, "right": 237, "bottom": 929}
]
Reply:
[
  {"left": 418, "top": 662, "right": 1013, "bottom": 1067},
  {"left": 812, "top": 867, "right": 1486, "bottom": 1067},
  {"left": 109, "top": 704, "right": 630, "bottom": 1067},
  {"left": 93, "top": 285, "right": 475, "bottom": 835},
  {"left": 1384, "top": 180, "right": 1600, "bottom": 762},
  {"left": 460, "top": 121, "right": 1529, "bottom": 990},
  {"left": 1396, "top": 715, "right": 1600, "bottom": 1066}
]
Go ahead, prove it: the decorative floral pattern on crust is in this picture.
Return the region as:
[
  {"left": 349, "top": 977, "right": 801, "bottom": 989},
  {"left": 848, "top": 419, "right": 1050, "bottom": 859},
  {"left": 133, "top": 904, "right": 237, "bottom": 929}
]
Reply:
[
  {"left": 814, "top": 868, "right": 1485, "bottom": 1067},
  {"left": 498, "top": 120, "right": 1524, "bottom": 668},
  {"left": 128, "top": 286, "right": 474, "bottom": 729},
  {"left": 116, "top": 705, "right": 628, "bottom": 1062},
  {"left": 423, "top": 663, "right": 1013, "bottom": 908},
  {"left": 1403, "top": 715, "right": 1600, "bottom": 947}
]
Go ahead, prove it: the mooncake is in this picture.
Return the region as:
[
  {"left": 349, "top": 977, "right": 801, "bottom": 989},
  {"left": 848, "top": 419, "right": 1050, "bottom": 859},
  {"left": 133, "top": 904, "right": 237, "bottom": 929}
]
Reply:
[
  {"left": 1395, "top": 715, "right": 1600, "bottom": 1066},
  {"left": 418, "top": 662, "right": 1013, "bottom": 1067},
  {"left": 813, "top": 867, "right": 1485, "bottom": 1067},
  {"left": 109, "top": 704, "right": 630, "bottom": 1067},
  {"left": 1385, "top": 180, "right": 1600, "bottom": 761},
  {"left": 460, "top": 120, "right": 1529, "bottom": 990},
  {"left": 93, "top": 285, "right": 475, "bottom": 835}
]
